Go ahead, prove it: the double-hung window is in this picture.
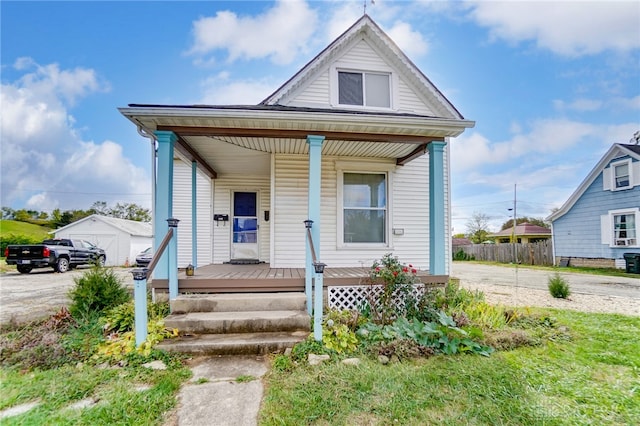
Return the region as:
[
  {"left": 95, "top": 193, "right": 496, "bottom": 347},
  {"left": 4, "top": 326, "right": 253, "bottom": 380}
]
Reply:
[
  {"left": 338, "top": 71, "right": 390, "bottom": 108},
  {"left": 342, "top": 172, "right": 387, "bottom": 244},
  {"left": 613, "top": 212, "right": 637, "bottom": 246},
  {"left": 613, "top": 161, "right": 630, "bottom": 189}
]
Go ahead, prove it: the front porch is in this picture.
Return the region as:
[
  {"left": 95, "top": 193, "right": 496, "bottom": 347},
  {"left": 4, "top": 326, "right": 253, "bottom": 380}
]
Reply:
[{"left": 150, "top": 264, "right": 449, "bottom": 293}]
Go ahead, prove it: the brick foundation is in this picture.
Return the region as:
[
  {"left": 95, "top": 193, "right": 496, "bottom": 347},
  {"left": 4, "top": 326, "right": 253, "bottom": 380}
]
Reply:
[{"left": 558, "top": 257, "right": 615, "bottom": 268}]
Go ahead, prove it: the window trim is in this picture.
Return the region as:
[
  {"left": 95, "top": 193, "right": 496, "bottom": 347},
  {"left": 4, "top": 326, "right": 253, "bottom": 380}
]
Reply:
[
  {"left": 336, "top": 162, "right": 395, "bottom": 249},
  {"left": 611, "top": 159, "right": 632, "bottom": 191},
  {"left": 609, "top": 208, "right": 639, "bottom": 248},
  {"left": 330, "top": 65, "right": 395, "bottom": 111}
]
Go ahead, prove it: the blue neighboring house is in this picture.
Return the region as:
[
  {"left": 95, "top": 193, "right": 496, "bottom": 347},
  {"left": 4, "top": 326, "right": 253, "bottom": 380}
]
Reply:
[{"left": 548, "top": 143, "right": 640, "bottom": 268}]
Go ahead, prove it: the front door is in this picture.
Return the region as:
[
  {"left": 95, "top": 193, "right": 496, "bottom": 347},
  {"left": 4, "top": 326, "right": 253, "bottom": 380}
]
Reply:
[{"left": 231, "top": 191, "right": 258, "bottom": 260}]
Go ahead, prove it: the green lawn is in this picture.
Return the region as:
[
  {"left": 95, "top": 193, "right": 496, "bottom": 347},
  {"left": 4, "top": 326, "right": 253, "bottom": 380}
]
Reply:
[
  {"left": 260, "top": 309, "right": 640, "bottom": 425},
  {"left": 0, "top": 220, "right": 52, "bottom": 239}
]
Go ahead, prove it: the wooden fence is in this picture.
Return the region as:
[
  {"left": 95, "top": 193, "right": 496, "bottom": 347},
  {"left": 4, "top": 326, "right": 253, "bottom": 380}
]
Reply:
[{"left": 454, "top": 240, "right": 553, "bottom": 266}]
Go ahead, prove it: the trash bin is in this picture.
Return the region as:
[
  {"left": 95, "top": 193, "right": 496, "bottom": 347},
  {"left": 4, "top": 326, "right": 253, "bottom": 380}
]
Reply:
[{"left": 623, "top": 253, "right": 640, "bottom": 274}]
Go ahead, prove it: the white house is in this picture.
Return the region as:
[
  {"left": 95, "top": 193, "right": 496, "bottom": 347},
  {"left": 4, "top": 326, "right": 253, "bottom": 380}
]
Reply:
[
  {"left": 54, "top": 214, "right": 152, "bottom": 267},
  {"left": 119, "top": 15, "right": 474, "bottom": 293}
]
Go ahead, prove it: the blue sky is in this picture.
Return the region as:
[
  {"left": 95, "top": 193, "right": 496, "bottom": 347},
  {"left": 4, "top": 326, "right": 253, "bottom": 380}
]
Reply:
[{"left": 2, "top": 0, "right": 639, "bottom": 234}]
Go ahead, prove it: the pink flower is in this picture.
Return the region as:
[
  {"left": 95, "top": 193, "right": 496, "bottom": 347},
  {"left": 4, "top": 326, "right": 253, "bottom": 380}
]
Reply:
[
  {"left": 402, "top": 267, "right": 408, "bottom": 273},
  {"left": 409, "top": 264, "right": 413, "bottom": 268},
  {"left": 375, "top": 267, "right": 381, "bottom": 272},
  {"left": 411, "top": 268, "right": 417, "bottom": 274}
]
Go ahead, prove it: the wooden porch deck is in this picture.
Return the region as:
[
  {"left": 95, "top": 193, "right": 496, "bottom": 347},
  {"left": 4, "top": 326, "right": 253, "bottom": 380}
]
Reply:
[{"left": 150, "top": 263, "right": 449, "bottom": 293}]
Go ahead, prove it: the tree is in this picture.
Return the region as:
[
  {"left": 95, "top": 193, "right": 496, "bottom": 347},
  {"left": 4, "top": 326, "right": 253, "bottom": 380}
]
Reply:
[
  {"left": 108, "top": 202, "right": 151, "bottom": 222},
  {"left": 499, "top": 216, "right": 550, "bottom": 231},
  {"left": 465, "top": 212, "right": 491, "bottom": 244},
  {"left": 90, "top": 201, "right": 109, "bottom": 216}
]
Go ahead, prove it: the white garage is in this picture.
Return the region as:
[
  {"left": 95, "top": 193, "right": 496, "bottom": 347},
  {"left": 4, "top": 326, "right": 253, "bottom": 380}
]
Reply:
[{"left": 54, "top": 214, "right": 152, "bottom": 267}]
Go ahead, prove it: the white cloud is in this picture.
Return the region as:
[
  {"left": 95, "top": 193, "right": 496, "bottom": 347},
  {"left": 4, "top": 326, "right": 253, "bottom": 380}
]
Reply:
[
  {"left": 467, "top": 1, "right": 640, "bottom": 56},
  {"left": 197, "top": 72, "right": 278, "bottom": 104},
  {"left": 0, "top": 59, "right": 148, "bottom": 211},
  {"left": 386, "top": 20, "right": 429, "bottom": 57},
  {"left": 189, "top": 0, "right": 318, "bottom": 65},
  {"left": 451, "top": 118, "right": 598, "bottom": 172}
]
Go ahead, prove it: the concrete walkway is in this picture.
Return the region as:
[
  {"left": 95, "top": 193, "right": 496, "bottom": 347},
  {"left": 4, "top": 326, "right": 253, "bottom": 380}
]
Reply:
[{"left": 167, "top": 355, "right": 269, "bottom": 426}]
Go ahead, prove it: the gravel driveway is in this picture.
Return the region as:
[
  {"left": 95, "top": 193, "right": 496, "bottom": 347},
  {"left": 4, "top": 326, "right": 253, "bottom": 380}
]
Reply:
[
  {"left": 452, "top": 262, "right": 639, "bottom": 316},
  {"left": 1, "top": 264, "right": 638, "bottom": 325},
  {"left": 0, "top": 268, "right": 134, "bottom": 325}
]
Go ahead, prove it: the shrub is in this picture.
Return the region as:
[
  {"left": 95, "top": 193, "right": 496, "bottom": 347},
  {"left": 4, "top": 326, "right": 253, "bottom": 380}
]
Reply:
[
  {"left": 548, "top": 273, "right": 571, "bottom": 299},
  {"left": 68, "top": 265, "right": 130, "bottom": 320},
  {"left": 364, "top": 254, "right": 420, "bottom": 324},
  {"left": 0, "top": 233, "right": 42, "bottom": 254},
  {"left": 101, "top": 300, "right": 170, "bottom": 333},
  {"left": 453, "top": 249, "right": 475, "bottom": 261}
]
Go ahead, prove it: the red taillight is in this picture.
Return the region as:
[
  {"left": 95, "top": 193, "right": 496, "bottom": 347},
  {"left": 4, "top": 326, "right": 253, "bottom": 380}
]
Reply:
[
  {"left": 43, "top": 247, "right": 50, "bottom": 257},
  {"left": 3, "top": 247, "right": 8, "bottom": 257}
]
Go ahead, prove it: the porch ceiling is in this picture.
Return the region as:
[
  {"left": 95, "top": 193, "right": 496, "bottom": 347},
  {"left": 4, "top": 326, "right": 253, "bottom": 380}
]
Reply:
[{"left": 120, "top": 104, "right": 475, "bottom": 177}]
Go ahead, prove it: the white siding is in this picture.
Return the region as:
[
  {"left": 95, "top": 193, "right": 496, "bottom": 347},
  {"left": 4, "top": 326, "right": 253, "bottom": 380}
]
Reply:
[
  {"left": 173, "top": 159, "right": 214, "bottom": 268},
  {"left": 397, "top": 79, "right": 435, "bottom": 115},
  {"left": 173, "top": 160, "right": 193, "bottom": 267},
  {"left": 197, "top": 170, "right": 213, "bottom": 266},
  {"left": 212, "top": 176, "right": 271, "bottom": 264},
  {"left": 273, "top": 155, "right": 309, "bottom": 267},
  {"left": 272, "top": 153, "right": 438, "bottom": 271},
  {"left": 288, "top": 69, "right": 330, "bottom": 107},
  {"left": 287, "top": 38, "right": 438, "bottom": 115}
]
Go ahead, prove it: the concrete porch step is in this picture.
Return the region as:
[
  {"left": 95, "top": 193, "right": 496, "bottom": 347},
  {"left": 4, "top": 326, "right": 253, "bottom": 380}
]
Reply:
[
  {"left": 170, "top": 292, "right": 307, "bottom": 313},
  {"left": 156, "top": 331, "right": 309, "bottom": 355},
  {"left": 164, "top": 310, "right": 311, "bottom": 334}
]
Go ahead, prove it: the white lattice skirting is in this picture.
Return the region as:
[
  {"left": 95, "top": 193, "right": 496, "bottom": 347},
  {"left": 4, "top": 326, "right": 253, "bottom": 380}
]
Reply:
[{"left": 328, "top": 284, "right": 429, "bottom": 311}]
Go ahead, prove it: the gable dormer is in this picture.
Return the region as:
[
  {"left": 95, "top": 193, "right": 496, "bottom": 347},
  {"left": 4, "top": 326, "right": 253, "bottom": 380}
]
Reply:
[{"left": 261, "top": 15, "right": 462, "bottom": 120}]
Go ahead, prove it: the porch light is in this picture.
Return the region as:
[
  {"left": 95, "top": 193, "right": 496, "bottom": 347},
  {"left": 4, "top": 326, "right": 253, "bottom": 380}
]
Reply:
[
  {"left": 313, "top": 262, "right": 326, "bottom": 274},
  {"left": 304, "top": 219, "right": 314, "bottom": 229},
  {"left": 167, "top": 217, "right": 180, "bottom": 228},
  {"left": 131, "top": 268, "right": 148, "bottom": 281}
]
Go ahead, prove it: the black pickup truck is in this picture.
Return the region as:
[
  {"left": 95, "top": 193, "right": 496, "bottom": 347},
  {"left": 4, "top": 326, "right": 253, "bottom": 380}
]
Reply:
[{"left": 4, "top": 239, "right": 106, "bottom": 274}]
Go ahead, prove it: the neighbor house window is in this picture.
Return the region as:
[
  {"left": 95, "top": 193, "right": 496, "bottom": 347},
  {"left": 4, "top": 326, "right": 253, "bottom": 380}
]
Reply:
[
  {"left": 338, "top": 71, "right": 390, "bottom": 108},
  {"left": 343, "top": 172, "right": 387, "bottom": 243},
  {"left": 613, "top": 160, "right": 631, "bottom": 189},
  {"left": 613, "top": 212, "right": 637, "bottom": 246}
]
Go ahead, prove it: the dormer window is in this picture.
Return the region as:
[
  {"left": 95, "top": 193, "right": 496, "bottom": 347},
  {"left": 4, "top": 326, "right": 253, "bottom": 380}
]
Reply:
[
  {"left": 613, "top": 161, "right": 630, "bottom": 189},
  {"left": 338, "top": 71, "right": 390, "bottom": 108}
]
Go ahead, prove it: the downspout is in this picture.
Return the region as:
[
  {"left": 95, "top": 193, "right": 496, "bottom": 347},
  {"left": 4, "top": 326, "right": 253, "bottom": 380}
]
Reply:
[{"left": 137, "top": 126, "right": 157, "bottom": 240}]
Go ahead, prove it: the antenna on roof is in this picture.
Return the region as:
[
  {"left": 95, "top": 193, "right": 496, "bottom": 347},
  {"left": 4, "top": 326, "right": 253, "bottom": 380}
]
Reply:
[
  {"left": 631, "top": 130, "right": 640, "bottom": 145},
  {"left": 363, "top": 0, "right": 375, "bottom": 15}
]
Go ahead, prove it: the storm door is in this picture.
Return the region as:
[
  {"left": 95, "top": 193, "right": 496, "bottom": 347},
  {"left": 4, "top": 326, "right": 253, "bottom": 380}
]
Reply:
[{"left": 231, "top": 191, "right": 258, "bottom": 260}]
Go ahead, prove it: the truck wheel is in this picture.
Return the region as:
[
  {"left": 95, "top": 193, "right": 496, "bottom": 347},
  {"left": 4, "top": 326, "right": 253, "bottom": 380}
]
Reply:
[
  {"left": 96, "top": 255, "right": 105, "bottom": 267},
  {"left": 17, "top": 265, "right": 32, "bottom": 274},
  {"left": 55, "top": 257, "right": 70, "bottom": 273}
]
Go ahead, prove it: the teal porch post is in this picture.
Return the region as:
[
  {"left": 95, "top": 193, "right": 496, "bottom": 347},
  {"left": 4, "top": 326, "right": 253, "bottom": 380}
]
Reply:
[
  {"left": 192, "top": 161, "right": 198, "bottom": 269},
  {"left": 429, "top": 141, "right": 446, "bottom": 275},
  {"left": 154, "top": 131, "right": 177, "bottom": 281},
  {"left": 132, "top": 269, "right": 148, "bottom": 346},
  {"left": 306, "top": 135, "right": 324, "bottom": 340}
]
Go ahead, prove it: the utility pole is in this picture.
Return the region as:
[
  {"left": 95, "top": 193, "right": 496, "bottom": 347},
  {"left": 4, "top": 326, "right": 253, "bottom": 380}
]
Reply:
[
  {"left": 508, "top": 183, "right": 517, "bottom": 262},
  {"left": 513, "top": 184, "right": 517, "bottom": 263}
]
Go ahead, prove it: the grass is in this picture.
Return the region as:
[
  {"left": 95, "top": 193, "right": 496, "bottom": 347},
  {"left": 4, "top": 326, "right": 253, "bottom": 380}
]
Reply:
[
  {"left": 0, "top": 220, "right": 52, "bottom": 239},
  {"left": 260, "top": 309, "right": 640, "bottom": 425},
  {"left": 0, "top": 360, "right": 190, "bottom": 425}
]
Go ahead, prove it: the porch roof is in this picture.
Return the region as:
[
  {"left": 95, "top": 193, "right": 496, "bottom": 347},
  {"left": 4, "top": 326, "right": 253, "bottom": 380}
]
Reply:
[{"left": 119, "top": 103, "right": 474, "bottom": 177}]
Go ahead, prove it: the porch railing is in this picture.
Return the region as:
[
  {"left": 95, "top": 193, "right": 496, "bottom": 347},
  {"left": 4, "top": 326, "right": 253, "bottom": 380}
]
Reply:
[
  {"left": 131, "top": 218, "right": 179, "bottom": 346},
  {"left": 304, "top": 220, "right": 326, "bottom": 341}
]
